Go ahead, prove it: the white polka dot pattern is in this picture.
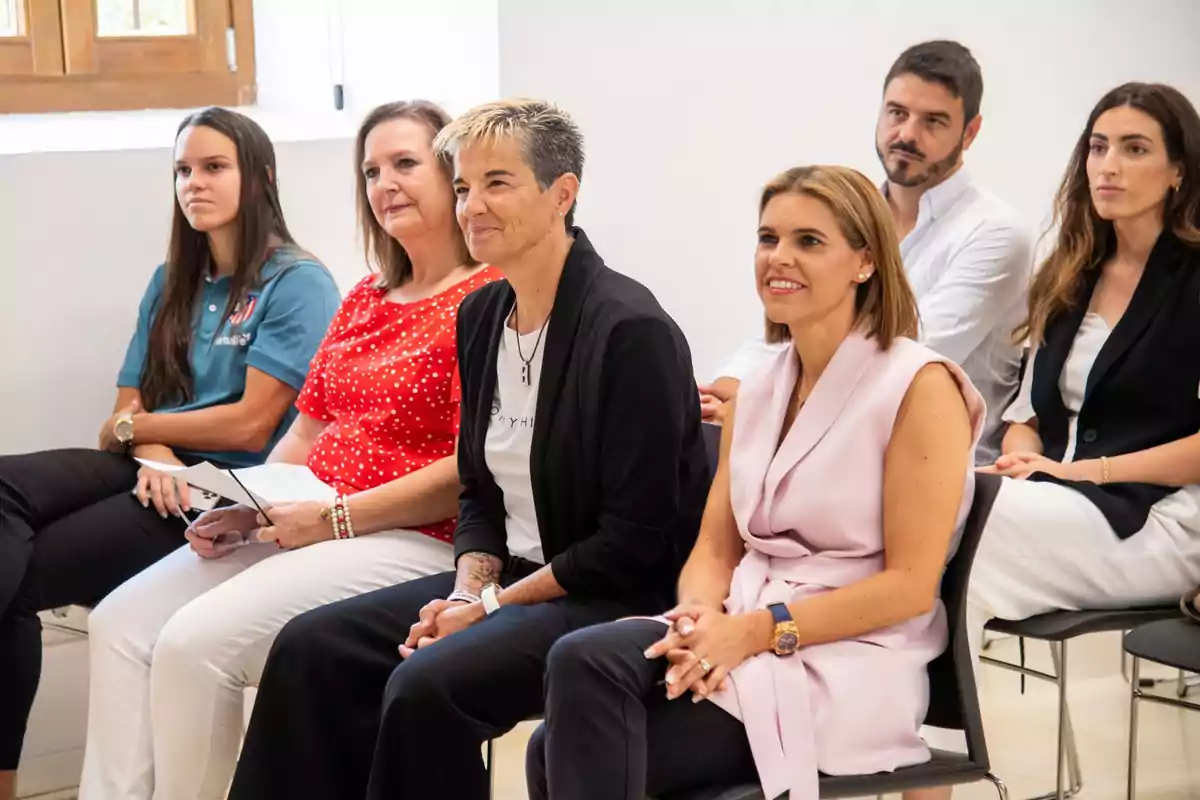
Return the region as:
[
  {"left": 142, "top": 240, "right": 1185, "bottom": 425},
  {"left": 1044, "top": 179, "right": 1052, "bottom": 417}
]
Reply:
[{"left": 296, "top": 267, "right": 502, "bottom": 543}]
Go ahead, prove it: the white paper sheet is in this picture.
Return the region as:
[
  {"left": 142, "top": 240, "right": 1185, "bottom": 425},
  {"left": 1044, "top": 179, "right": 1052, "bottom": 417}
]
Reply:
[{"left": 134, "top": 459, "right": 336, "bottom": 508}]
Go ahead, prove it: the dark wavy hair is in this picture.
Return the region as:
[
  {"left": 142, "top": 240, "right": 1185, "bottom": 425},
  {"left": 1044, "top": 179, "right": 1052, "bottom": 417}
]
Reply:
[
  {"left": 1019, "top": 83, "right": 1200, "bottom": 344},
  {"left": 140, "top": 107, "right": 296, "bottom": 411}
]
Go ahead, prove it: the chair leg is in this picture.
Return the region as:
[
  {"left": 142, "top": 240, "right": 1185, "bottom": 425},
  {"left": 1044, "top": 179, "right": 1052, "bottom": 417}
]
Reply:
[
  {"left": 487, "top": 738, "right": 496, "bottom": 799},
  {"left": 1050, "top": 641, "right": 1084, "bottom": 795},
  {"left": 1019, "top": 636, "right": 1027, "bottom": 694},
  {"left": 1127, "top": 657, "right": 1140, "bottom": 800},
  {"left": 1026, "top": 641, "right": 1084, "bottom": 800},
  {"left": 1055, "top": 641, "right": 1068, "bottom": 800},
  {"left": 985, "top": 771, "right": 1011, "bottom": 800}
]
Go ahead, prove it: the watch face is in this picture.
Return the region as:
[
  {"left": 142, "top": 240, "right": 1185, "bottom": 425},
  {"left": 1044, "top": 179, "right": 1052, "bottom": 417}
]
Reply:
[
  {"left": 115, "top": 419, "right": 135, "bottom": 443},
  {"left": 775, "top": 632, "right": 799, "bottom": 654}
]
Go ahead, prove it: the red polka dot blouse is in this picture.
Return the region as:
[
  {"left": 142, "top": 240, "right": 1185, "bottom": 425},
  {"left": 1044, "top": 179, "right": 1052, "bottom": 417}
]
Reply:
[{"left": 297, "top": 267, "right": 502, "bottom": 543}]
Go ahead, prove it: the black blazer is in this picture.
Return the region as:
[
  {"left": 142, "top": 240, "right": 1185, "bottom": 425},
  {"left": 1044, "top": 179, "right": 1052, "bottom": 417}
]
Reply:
[
  {"left": 1029, "top": 231, "right": 1200, "bottom": 538},
  {"left": 453, "top": 228, "right": 711, "bottom": 609}
]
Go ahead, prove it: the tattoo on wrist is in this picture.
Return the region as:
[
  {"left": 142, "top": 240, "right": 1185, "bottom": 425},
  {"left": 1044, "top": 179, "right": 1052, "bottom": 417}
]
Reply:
[{"left": 458, "top": 551, "right": 503, "bottom": 595}]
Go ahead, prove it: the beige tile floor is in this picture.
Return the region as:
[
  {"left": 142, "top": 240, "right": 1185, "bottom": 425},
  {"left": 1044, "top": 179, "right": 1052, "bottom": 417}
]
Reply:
[{"left": 489, "top": 631, "right": 1200, "bottom": 799}]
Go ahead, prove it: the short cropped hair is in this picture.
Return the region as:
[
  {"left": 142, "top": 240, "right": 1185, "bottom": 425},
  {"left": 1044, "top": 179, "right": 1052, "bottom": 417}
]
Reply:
[
  {"left": 434, "top": 98, "right": 585, "bottom": 226},
  {"left": 885, "top": 40, "right": 983, "bottom": 123}
]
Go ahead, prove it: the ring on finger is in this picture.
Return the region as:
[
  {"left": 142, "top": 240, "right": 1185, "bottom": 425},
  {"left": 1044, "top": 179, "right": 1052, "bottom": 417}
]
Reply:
[{"left": 699, "top": 658, "right": 713, "bottom": 674}]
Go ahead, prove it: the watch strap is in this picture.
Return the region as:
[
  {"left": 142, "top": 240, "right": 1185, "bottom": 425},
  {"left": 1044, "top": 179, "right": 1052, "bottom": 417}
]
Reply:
[
  {"left": 481, "top": 583, "right": 501, "bottom": 615},
  {"left": 768, "top": 602, "right": 792, "bottom": 625}
]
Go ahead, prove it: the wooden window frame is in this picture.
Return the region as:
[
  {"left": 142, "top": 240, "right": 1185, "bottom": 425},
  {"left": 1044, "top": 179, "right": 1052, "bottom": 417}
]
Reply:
[{"left": 0, "top": 0, "right": 256, "bottom": 114}]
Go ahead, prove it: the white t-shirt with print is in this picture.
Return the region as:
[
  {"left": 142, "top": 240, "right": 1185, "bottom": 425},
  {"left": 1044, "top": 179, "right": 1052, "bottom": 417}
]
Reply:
[{"left": 484, "top": 319, "right": 548, "bottom": 565}]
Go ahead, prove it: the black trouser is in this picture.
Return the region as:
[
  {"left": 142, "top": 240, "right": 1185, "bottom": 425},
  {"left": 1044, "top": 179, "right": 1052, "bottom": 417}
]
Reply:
[
  {"left": 526, "top": 618, "right": 758, "bottom": 800},
  {"left": 0, "top": 448, "right": 187, "bottom": 769},
  {"left": 229, "top": 567, "right": 649, "bottom": 800}
]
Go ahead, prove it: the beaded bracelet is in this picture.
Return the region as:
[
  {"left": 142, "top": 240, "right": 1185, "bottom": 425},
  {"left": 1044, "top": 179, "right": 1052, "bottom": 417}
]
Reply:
[
  {"left": 322, "top": 494, "right": 357, "bottom": 540},
  {"left": 336, "top": 494, "right": 356, "bottom": 539}
]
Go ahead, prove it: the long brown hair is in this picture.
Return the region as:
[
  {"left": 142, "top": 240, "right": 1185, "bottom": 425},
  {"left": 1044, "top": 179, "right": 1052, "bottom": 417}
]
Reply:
[
  {"left": 140, "top": 107, "right": 296, "bottom": 411},
  {"left": 1020, "top": 83, "right": 1200, "bottom": 344},
  {"left": 760, "top": 165, "right": 920, "bottom": 350},
  {"left": 354, "top": 100, "right": 474, "bottom": 290}
]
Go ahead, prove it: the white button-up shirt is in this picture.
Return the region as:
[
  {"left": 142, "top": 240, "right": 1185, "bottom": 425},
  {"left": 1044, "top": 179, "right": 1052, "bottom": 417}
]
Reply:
[{"left": 716, "top": 168, "right": 1032, "bottom": 464}]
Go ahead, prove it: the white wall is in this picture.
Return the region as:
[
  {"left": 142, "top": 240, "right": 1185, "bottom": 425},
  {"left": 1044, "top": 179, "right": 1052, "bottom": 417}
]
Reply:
[
  {"left": 253, "top": 0, "right": 500, "bottom": 118},
  {"left": 0, "top": 139, "right": 360, "bottom": 455},
  {"left": 5, "top": 0, "right": 1200, "bottom": 450},
  {"left": 497, "top": 0, "right": 1200, "bottom": 380},
  {"left": 0, "top": 0, "right": 502, "bottom": 455}
]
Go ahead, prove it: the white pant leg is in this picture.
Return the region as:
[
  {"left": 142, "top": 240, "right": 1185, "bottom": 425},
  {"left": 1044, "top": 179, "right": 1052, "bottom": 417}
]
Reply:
[
  {"left": 924, "top": 477, "right": 1200, "bottom": 753},
  {"left": 970, "top": 478, "right": 1200, "bottom": 623},
  {"left": 80, "top": 541, "right": 275, "bottom": 800},
  {"left": 149, "top": 529, "right": 452, "bottom": 800}
]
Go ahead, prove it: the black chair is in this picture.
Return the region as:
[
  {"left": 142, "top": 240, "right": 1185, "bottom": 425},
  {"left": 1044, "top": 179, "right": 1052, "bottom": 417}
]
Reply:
[
  {"left": 980, "top": 605, "right": 1180, "bottom": 800},
  {"left": 1122, "top": 617, "right": 1200, "bottom": 800},
  {"left": 654, "top": 472, "right": 1007, "bottom": 800}
]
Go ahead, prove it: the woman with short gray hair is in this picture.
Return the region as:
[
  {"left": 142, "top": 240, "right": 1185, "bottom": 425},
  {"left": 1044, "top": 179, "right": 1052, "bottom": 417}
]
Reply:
[{"left": 227, "top": 98, "right": 712, "bottom": 800}]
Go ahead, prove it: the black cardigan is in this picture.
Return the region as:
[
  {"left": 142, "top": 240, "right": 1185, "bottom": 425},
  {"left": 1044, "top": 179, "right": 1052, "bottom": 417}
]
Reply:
[
  {"left": 1029, "top": 231, "right": 1200, "bottom": 538},
  {"left": 453, "top": 228, "right": 711, "bottom": 608}
]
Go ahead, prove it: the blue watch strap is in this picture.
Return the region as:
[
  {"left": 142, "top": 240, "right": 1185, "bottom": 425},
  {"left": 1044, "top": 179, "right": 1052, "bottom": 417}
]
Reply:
[{"left": 768, "top": 602, "right": 792, "bottom": 624}]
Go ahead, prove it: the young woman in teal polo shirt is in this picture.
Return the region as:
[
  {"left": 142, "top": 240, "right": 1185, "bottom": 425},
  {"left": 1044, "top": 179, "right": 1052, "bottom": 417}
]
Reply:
[{"left": 0, "top": 107, "right": 339, "bottom": 799}]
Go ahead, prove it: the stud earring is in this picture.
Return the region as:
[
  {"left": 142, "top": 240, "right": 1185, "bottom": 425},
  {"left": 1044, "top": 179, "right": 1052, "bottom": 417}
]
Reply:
[{"left": 857, "top": 272, "right": 868, "bottom": 281}]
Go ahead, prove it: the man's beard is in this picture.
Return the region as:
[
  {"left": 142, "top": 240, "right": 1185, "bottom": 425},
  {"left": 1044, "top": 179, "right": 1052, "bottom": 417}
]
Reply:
[{"left": 876, "top": 137, "right": 964, "bottom": 188}]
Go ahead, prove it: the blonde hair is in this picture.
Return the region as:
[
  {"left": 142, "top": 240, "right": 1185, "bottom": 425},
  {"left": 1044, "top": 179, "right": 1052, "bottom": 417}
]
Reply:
[
  {"left": 760, "top": 165, "right": 919, "bottom": 349},
  {"left": 434, "top": 98, "right": 585, "bottom": 225}
]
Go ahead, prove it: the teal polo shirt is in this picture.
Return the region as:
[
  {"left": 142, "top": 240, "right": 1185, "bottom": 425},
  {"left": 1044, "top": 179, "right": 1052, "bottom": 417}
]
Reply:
[{"left": 117, "top": 247, "right": 341, "bottom": 468}]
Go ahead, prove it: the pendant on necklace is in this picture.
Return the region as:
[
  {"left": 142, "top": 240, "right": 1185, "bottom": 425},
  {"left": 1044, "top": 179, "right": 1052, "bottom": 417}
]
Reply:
[{"left": 521, "top": 362, "right": 531, "bottom": 386}]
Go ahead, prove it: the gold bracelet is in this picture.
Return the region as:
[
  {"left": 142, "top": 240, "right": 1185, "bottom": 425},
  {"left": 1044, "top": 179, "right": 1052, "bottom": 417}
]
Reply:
[{"left": 1100, "top": 456, "right": 1111, "bottom": 484}]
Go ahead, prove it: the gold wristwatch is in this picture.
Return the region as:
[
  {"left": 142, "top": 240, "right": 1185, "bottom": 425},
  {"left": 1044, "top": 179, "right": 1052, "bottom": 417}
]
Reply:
[
  {"left": 768, "top": 602, "right": 799, "bottom": 656},
  {"left": 113, "top": 412, "right": 135, "bottom": 447}
]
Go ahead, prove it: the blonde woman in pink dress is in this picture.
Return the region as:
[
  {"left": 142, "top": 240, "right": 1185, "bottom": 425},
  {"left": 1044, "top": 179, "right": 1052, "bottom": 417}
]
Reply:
[{"left": 526, "top": 165, "right": 985, "bottom": 800}]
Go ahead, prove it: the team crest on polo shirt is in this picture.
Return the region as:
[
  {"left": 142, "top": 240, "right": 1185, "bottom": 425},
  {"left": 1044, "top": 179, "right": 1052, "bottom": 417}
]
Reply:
[{"left": 228, "top": 294, "right": 259, "bottom": 327}]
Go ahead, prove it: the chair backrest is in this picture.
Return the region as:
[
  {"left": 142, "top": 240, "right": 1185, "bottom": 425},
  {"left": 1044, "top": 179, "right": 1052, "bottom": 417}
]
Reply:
[{"left": 923, "top": 472, "right": 1002, "bottom": 764}]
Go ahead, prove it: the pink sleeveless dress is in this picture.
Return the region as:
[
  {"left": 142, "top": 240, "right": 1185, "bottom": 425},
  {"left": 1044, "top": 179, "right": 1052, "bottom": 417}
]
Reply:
[{"left": 709, "top": 332, "right": 984, "bottom": 799}]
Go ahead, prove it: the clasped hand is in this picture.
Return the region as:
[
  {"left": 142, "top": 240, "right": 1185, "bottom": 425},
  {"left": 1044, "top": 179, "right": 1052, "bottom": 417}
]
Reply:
[
  {"left": 398, "top": 599, "right": 486, "bottom": 658},
  {"left": 643, "top": 604, "right": 761, "bottom": 702}
]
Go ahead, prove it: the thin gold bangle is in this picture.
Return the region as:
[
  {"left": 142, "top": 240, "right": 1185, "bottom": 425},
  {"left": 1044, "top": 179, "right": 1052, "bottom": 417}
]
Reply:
[{"left": 1100, "top": 456, "right": 1111, "bottom": 484}]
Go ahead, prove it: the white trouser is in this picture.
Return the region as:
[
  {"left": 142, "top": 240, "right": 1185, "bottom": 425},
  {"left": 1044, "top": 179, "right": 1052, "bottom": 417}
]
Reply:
[
  {"left": 78, "top": 529, "right": 454, "bottom": 800},
  {"left": 925, "top": 477, "right": 1200, "bottom": 751}
]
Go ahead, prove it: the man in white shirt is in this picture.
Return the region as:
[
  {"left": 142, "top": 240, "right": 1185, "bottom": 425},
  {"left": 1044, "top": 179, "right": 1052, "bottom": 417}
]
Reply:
[{"left": 701, "top": 40, "right": 1031, "bottom": 464}]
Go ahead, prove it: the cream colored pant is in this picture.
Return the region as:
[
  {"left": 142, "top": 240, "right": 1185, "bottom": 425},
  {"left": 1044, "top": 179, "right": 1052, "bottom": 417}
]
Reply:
[
  {"left": 78, "top": 530, "right": 454, "bottom": 800},
  {"left": 925, "top": 477, "right": 1200, "bottom": 751}
]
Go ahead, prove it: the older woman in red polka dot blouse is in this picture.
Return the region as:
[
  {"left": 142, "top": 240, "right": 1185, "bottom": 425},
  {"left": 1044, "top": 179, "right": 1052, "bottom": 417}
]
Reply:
[{"left": 79, "top": 100, "right": 499, "bottom": 799}]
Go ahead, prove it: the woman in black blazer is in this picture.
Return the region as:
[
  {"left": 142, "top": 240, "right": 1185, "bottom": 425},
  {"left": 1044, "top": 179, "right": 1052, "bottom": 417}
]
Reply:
[
  {"left": 227, "top": 99, "right": 711, "bottom": 800},
  {"left": 965, "top": 83, "right": 1200, "bottom": 671}
]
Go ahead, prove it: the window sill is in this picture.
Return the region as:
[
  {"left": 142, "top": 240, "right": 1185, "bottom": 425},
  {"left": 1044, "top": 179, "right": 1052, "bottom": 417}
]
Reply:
[{"left": 0, "top": 105, "right": 358, "bottom": 156}]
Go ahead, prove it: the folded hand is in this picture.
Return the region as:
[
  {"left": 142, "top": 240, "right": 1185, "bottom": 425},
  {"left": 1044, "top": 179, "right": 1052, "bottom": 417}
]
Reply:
[{"left": 645, "top": 604, "right": 759, "bottom": 701}]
